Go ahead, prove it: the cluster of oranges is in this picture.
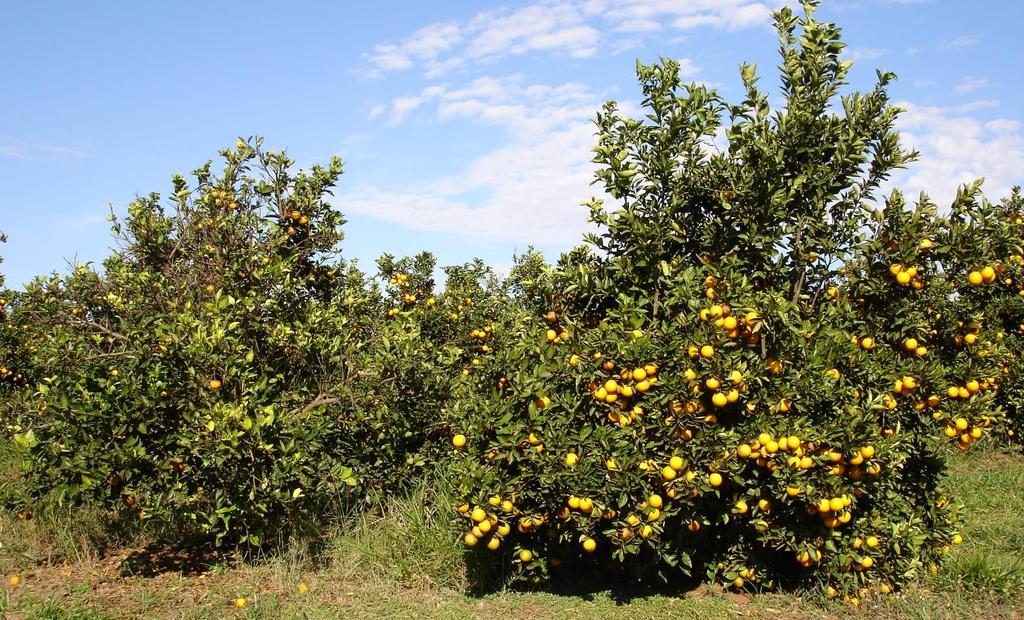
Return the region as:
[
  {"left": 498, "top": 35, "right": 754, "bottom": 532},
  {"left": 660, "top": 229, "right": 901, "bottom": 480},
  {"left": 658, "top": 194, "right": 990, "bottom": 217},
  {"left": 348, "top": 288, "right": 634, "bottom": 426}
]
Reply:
[
  {"left": 941, "top": 415, "right": 989, "bottom": 450},
  {"left": 586, "top": 359, "right": 659, "bottom": 427},
  {"left": 813, "top": 493, "right": 854, "bottom": 529},
  {"left": 697, "top": 301, "right": 761, "bottom": 344},
  {"left": 953, "top": 321, "right": 984, "bottom": 347},
  {"left": 0, "top": 366, "right": 26, "bottom": 387},
  {"left": 456, "top": 499, "right": 530, "bottom": 553},
  {"left": 386, "top": 273, "right": 437, "bottom": 316},
  {"left": 945, "top": 378, "right": 993, "bottom": 400},
  {"left": 694, "top": 368, "right": 747, "bottom": 410},
  {"left": 446, "top": 296, "right": 475, "bottom": 321},
  {"left": 889, "top": 263, "right": 925, "bottom": 289},
  {"left": 731, "top": 567, "right": 759, "bottom": 589},
  {"left": 281, "top": 208, "right": 310, "bottom": 238},
  {"left": 824, "top": 446, "right": 882, "bottom": 481},
  {"left": 543, "top": 312, "right": 570, "bottom": 344},
  {"left": 204, "top": 186, "right": 238, "bottom": 211},
  {"left": 966, "top": 265, "right": 999, "bottom": 286},
  {"left": 891, "top": 374, "right": 919, "bottom": 397},
  {"left": 901, "top": 337, "right": 928, "bottom": 357},
  {"left": 469, "top": 325, "right": 493, "bottom": 351}
]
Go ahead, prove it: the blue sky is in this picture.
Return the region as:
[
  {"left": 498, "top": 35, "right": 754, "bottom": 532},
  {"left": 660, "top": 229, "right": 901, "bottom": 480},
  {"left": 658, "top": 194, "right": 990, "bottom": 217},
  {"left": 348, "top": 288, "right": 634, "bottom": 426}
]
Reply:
[{"left": 2, "top": 0, "right": 1022, "bottom": 287}]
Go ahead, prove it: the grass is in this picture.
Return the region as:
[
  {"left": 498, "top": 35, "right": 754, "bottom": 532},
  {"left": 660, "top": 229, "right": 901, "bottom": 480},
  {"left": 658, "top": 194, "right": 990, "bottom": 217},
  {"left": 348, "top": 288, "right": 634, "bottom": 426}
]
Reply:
[{"left": 0, "top": 448, "right": 1022, "bottom": 619}]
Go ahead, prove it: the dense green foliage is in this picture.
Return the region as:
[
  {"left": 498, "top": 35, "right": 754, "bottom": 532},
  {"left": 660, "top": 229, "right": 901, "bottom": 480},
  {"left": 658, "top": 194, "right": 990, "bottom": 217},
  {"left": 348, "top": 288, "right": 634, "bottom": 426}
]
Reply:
[{"left": 0, "top": 0, "right": 1021, "bottom": 606}]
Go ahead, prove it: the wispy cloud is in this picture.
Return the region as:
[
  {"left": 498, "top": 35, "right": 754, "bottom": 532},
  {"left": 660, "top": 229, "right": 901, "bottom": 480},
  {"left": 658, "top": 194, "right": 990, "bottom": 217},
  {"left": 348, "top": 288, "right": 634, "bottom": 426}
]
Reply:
[
  {"left": 896, "top": 101, "right": 1024, "bottom": 206},
  {"left": 335, "top": 75, "right": 609, "bottom": 244},
  {"left": 848, "top": 47, "right": 886, "bottom": 61},
  {"left": 356, "top": 0, "right": 782, "bottom": 79},
  {"left": 954, "top": 75, "right": 992, "bottom": 95},
  {"left": 941, "top": 34, "right": 981, "bottom": 49},
  {"left": 0, "top": 140, "right": 86, "bottom": 161},
  {"left": 955, "top": 99, "right": 1000, "bottom": 112}
]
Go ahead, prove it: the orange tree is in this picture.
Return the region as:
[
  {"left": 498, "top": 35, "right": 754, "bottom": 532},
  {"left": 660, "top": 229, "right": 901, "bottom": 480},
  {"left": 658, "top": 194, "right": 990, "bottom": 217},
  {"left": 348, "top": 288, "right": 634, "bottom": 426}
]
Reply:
[
  {"left": 0, "top": 235, "right": 32, "bottom": 392},
  {"left": 2, "top": 140, "right": 449, "bottom": 547},
  {"left": 446, "top": 3, "right": 964, "bottom": 601},
  {"left": 841, "top": 184, "right": 1008, "bottom": 455},
  {"left": 931, "top": 186, "right": 1024, "bottom": 445},
  {"left": 989, "top": 188, "right": 1024, "bottom": 443},
  {"left": 371, "top": 250, "right": 526, "bottom": 477}
]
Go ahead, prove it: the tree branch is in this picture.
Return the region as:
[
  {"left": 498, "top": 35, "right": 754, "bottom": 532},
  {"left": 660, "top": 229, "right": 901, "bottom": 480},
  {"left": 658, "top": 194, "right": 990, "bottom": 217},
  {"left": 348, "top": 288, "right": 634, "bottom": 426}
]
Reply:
[
  {"left": 790, "top": 216, "right": 808, "bottom": 305},
  {"left": 75, "top": 317, "right": 128, "bottom": 342},
  {"left": 82, "top": 350, "right": 134, "bottom": 362},
  {"left": 299, "top": 393, "right": 340, "bottom": 416}
]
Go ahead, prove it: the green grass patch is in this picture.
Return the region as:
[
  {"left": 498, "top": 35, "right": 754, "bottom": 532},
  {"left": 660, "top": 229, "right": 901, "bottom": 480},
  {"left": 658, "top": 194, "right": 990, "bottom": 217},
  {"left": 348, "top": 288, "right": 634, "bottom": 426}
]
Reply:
[{"left": 0, "top": 447, "right": 1022, "bottom": 618}]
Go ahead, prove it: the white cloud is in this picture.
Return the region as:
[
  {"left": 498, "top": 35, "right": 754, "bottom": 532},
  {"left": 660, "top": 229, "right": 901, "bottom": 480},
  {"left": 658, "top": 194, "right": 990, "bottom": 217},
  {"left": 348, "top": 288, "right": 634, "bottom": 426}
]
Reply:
[
  {"left": 599, "top": 0, "right": 782, "bottom": 32},
  {"left": 895, "top": 102, "right": 1024, "bottom": 206},
  {"left": 337, "top": 123, "right": 599, "bottom": 244},
  {"left": 955, "top": 99, "right": 1000, "bottom": 112},
  {"left": 614, "top": 18, "right": 661, "bottom": 33},
  {"left": 611, "top": 38, "right": 643, "bottom": 55},
  {"left": 335, "top": 76, "right": 608, "bottom": 245},
  {"left": 348, "top": 78, "right": 1022, "bottom": 253},
  {"left": 467, "top": 3, "right": 599, "bottom": 61},
  {"left": 402, "top": 23, "right": 464, "bottom": 59},
  {"left": 848, "top": 47, "right": 885, "bottom": 61},
  {"left": 0, "top": 140, "right": 86, "bottom": 161},
  {"left": 954, "top": 75, "right": 992, "bottom": 95},
  {"left": 366, "top": 44, "right": 414, "bottom": 72},
  {"left": 379, "top": 76, "right": 599, "bottom": 134},
  {"left": 942, "top": 34, "right": 980, "bottom": 49},
  {"left": 359, "top": 0, "right": 781, "bottom": 78},
  {"left": 677, "top": 58, "right": 701, "bottom": 77},
  {"left": 387, "top": 85, "right": 448, "bottom": 124},
  {"left": 364, "top": 23, "right": 462, "bottom": 77}
]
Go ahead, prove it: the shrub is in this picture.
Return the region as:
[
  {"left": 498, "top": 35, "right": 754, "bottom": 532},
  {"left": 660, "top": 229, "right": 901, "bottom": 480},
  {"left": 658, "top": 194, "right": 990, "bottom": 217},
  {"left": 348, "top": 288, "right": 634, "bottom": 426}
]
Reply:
[
  {"left": 0, "top": 2, "right": 1017, "bottom": 604},
  {"left": 447, "top": 3, "right": 968, "bottom": 600},
  {"left": 0, "top": 140, "right": 545, "bottom": 549},
  {"left": 3, "top": 141, "right": 437, "bottom": 547},
  {"left": 0, "top": 234, "right": 31, "bottom": 393},
  {"left": 933, "top": 186, "right": 1024, "bottom": 445}
]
